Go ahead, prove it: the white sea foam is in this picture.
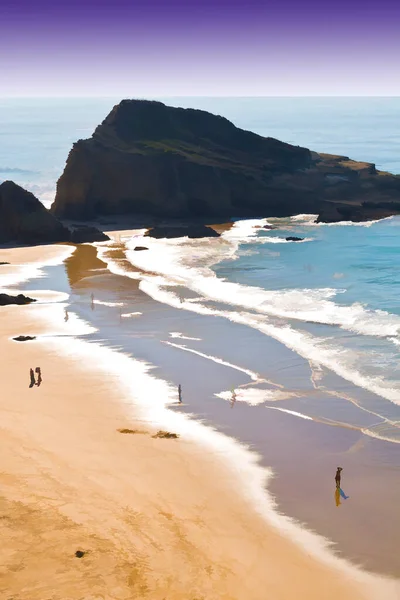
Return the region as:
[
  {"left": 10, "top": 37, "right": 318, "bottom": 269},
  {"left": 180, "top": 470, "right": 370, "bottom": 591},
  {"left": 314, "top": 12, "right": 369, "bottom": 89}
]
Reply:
[
  {"left": 216, "top": 387, "right": 296, "bottom": 406},
  {"left": 121, "top": 311, "right": 142, "bottom": 318},
  {"left": 163, "top": 340, "right": 262, "bottom": 382},
  {"left": 8, "top": 224, "right": 397, "bottom": 595},
  {"left": 139, "top": 281, "right": 400, "bottom": 405},
  {"left": 266, "top": 406, "right": 313, "bottom": 420},
  {"left": 169, "top": 331, "right": 202, "bottom": 341},
  {"left": 96, "top": 223, "right": 400, "bottom": 406},
  {"left": 40, "top": 319, "right": 400, "bottom": 597},
  {"left": 121, "top": 232, "right": 400, "bottom": 339},
  {"left": 0, "top": 246, "right": 75, "bottom": 288},
  {"left": 93, "top": 299, "right": 124, "bottom": 307}
]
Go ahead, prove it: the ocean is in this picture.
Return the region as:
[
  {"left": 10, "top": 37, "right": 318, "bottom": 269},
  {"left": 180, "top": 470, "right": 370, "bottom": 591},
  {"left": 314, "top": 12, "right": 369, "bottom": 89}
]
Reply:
[{"left": 2, "top": 97, "right": 400, "bottom": 574}]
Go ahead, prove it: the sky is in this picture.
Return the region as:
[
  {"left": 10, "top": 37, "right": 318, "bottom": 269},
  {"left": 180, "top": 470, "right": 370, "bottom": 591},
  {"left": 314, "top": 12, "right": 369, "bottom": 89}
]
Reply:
[{"left": 1, "top": 0, "right": 400, "bottom": 97}]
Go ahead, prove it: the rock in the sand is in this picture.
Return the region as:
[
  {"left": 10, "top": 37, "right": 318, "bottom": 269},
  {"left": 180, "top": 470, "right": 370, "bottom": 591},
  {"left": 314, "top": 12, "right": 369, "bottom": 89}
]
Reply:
[
  {"left": 75, "top": 550, "right": 85, "bottom": 558},
  {"left": 13, "top": 335, "right": 36, "bottom": 342},
  {"left": 133, "top": 246, "right": 149, "bottom": 251},
  {"left": 117, "top": 428, "right": 147, "bottom": 434},
  {"left": 69, "top": 225, "right": 110, "bottom": 243},
  {"left": 0, "top": 293, "right": 37, "bottom": 306},
  {"left": 145, "top": 225, "right": 220, "bottom": 239},
  {"left": 0, "top": 261, "right": 10, "bottom": 265},
  {"left": 152, "top": 430, "right": 179, "bottom": 439},
  {"left": 285, "top": 236, "right": 304, "bottom": 242}
]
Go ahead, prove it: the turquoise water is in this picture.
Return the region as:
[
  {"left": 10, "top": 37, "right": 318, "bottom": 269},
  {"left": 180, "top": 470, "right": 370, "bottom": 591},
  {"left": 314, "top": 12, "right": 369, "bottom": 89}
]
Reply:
[
  {"left": 5, "top": 97, "right": 400, "bottom": 574},
  {"left": 2, "top": 97, "right": 400, "bottom": 440}
]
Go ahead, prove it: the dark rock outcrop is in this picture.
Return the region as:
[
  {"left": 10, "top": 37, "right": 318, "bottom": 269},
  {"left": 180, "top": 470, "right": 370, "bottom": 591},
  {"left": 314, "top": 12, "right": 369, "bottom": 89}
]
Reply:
[
  {"left": 69, "top": 225, "right": 110, "bottom": 243},
  {"left": 286, "top": 236, "right": 304, "bottom": 242},
  {"left": 0, "top": 293, "right": 36, "bottom": 306},
  {"left": 145, "top": 225, "right": 220, "bottom": 239},
  {"left": 0, "top": 181, "right": 109, "bottom": 246},
  {"left": 133, "top": 246, "right": 149, "bottom": 251},
  {"left": 0, "top": 262, "right": 10, "bottom": 265},
  {"left": 13, "top": 335, "right": 36, "bottom": 341},
  {"left": 0, "top": 181, "right": 70, "bottom": 245},
  {"left": 50, "top": 100, "right": 400, "bottom": 224}
]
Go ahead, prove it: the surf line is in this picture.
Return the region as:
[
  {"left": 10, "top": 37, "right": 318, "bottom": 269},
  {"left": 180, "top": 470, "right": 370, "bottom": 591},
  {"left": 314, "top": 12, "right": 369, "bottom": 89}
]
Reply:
[
  {"left": 266, "top": 406, "right": 313, "bottom": 420},
  {"left": 162, "top": 340, "right": 282, "bottom": 388},
  {"left": 307, "top": 363, "right": 400, "bottom": 432}
]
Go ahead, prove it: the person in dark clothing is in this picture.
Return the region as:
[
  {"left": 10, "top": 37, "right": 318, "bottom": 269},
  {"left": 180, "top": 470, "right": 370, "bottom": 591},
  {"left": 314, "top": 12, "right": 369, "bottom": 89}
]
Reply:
[
  {"left": 178, "top": 384, "right": 182, "bottom": 403},
  {"left": 35, "top": 367, "right": 42, "bottom": 387},
  {"left": 335, "top": 467, "right": 343, "bottom": 488},
  {"left": 29, "top": 368, "right": 35, "bottom": 388}
]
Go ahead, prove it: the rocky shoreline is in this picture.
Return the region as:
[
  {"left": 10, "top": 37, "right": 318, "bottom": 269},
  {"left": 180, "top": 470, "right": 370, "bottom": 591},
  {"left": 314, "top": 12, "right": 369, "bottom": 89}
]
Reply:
[
  {"left": 50, "top": 100, "right": 400, "bottom": 226},
  {"left": 1, "top": 99, "right": 400, "bottom": 246}
]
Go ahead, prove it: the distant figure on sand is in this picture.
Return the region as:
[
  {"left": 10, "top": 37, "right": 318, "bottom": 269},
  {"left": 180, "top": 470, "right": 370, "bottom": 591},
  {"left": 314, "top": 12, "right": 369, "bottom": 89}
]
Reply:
[
  {"left": 230, "top": 386, "right": 237, "bottom": 408},
  {"left": 178, "top": 384, "right": 182, "bottom": 403},
  {"left": 91, "top": 293, "right": 95, "bottom": 310},
  {"left": 29, "top": 368, "right": 35, "bottom": 388},
  {"left": 35, "top": 367, "right": 42, "bottom": 387},
  {"left": 64, "top": 308, "right": 69, "bottom": 322},
  {"left": 335, "top": 467, "right": 343, "bottom": 488}
]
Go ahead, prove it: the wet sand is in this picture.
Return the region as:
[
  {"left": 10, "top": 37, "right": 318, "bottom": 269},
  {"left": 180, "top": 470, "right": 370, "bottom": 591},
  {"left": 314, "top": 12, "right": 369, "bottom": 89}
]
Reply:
[
  {"left": 1, "top": 244, "right": 399, "bottom": 599},
  {"left": 59, "top": 241, "right": 400, "bottom": 577}
]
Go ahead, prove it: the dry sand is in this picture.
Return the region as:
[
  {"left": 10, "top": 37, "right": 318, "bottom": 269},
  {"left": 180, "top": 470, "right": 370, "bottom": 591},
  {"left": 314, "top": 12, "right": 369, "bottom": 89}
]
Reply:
[{"left": 0, "top": 245, "right": 399, "bottom": 600}]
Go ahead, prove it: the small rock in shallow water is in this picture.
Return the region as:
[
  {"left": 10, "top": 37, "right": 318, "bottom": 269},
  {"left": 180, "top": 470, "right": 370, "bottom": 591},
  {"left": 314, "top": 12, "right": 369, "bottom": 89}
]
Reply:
[
  {"left": 0, "top": 293, "right": 37, "bottom": 306},
  {"left": 13, "top": 335, "right": 36, "bottom": 342},
  {"left": 75, "top": 550, "right": 85, "bottom": 558},
  {"left": 285, "top": 236, "right": 304, "bottom": 242}
]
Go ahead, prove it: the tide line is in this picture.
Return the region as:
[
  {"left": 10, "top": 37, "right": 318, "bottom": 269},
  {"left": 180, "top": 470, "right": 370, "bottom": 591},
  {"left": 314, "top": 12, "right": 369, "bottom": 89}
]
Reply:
[{"left": 162, "top": 340, "right": 277, "bottom": 386}]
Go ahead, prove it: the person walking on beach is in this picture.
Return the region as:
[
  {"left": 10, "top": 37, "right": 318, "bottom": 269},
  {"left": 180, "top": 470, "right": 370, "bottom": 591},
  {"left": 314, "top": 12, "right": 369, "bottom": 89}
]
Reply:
[
  {"left": 91, "top": 293, "right": 95, "bottom": 310},
  {"left": 335, "top": 467, "right": 343, "bottom": 488},
  {"left": 64, "top": 308, "right": 69, "bottom": 322},
  {"left": 29, "top": 368, "right": 35, "bottom": 388},
  {"left": 35, "top": 367, "right": 42, "bottom": 387},
  {"left": 178, "top": 384, "right": 182, "bottom": 404}
]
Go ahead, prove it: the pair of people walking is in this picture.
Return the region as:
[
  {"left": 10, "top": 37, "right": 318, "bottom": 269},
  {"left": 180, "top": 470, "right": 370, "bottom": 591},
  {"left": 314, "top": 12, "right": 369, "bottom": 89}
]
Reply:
[{"left": 29, "top": 367, "right": 42, "bottom": 388}]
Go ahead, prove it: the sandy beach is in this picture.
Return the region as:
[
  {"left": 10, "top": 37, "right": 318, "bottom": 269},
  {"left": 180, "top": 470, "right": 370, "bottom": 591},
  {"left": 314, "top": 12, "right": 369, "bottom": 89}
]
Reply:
[{"left": 1, "top": 244, "right": 399, "bottom": 600}]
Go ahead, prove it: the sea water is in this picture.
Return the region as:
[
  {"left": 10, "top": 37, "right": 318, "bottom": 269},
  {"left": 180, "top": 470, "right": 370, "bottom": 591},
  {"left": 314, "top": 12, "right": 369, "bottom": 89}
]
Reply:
[
  {"left": 2, "top": 97, "right": 400, "bottom": 442},
  {"left": 5, "top": 97, "right": 400, "bottom": 574}
]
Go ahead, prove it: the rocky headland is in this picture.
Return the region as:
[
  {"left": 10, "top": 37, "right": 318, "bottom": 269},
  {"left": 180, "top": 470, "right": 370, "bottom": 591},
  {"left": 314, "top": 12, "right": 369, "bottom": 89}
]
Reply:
[
  {"left": 50, "top": 99, "right": 400, "bottom": 224},
  {"left": 0, "top": 181, "right": 109, "bottom": 246}
]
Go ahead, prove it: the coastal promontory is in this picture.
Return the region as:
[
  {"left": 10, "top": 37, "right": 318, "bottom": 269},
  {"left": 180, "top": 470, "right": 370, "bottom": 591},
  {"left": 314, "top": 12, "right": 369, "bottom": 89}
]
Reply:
[
  {"left": 0, "top": 181, "right": 109, "bottom": 246},
  {"left": 0, "top": 181, "right": 70, "bottom": 245},
  {"left": 51, "top": 100, "right": 400, "bottom": 223}
]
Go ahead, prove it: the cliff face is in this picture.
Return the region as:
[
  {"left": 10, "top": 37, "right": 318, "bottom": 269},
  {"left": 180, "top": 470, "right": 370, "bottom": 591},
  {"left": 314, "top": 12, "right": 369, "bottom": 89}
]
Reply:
[
  {"left": 0, "top": 181, "right": 110, "bottom": 246},
  {"left": 51, "top": 100, "right": 400, "bottom": 223},
  {"left": 0, "top": 181, "right": 70, "bottom": 245}
]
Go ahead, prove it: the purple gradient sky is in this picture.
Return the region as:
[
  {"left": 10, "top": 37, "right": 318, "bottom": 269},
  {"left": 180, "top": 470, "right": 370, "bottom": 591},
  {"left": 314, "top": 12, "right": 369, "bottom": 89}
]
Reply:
[{"left": 1, "top": 0, "right": 399, "bottom": 96}]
